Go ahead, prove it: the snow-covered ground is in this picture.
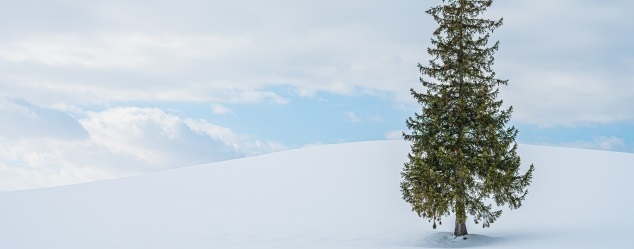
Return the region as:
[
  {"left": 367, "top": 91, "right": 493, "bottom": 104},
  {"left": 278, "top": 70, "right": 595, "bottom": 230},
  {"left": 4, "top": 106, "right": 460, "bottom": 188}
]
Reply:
[{"left": 0, "top": 140, "right": 632, "bottom": 248}]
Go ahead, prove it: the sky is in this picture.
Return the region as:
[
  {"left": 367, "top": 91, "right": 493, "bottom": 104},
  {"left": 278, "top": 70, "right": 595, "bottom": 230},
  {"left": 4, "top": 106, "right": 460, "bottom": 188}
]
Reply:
[{"left": 0, "top": 0, "right": 632, "bottom": 191}]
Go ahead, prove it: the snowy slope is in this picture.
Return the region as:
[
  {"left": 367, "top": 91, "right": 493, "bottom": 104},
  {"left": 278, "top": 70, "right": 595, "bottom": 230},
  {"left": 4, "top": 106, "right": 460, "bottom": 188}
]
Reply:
[{"left": 0, "top": 140, "right": 633, "bottom": 249}]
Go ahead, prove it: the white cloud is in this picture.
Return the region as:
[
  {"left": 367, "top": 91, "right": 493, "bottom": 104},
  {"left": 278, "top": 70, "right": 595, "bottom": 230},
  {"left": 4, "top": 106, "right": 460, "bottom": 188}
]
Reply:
[
  {"left": 82, "top": 107, "right": 286, "bottom": 166},
  {"left": 222, "top": 89, "right": 290, "bottom": 105},
  {"left": 369, "top": 114, "right": 383, "bottom": 122},
  {"left": 0, "top": 103, "right": 286, "bottom": 191},
  {"left": 0, "top": 98, "right": 88, "bottom": 140},
  {"left": 81, "top": 107, "right": 192, "bottom": 165},
  {"left": 344, "top": 111, "right": 361, "bottom": 123},
  {"left": 242, "top": 140, "right": 288, "bottom": 156},
  {"left": 489, "top": 0, "right": 634, "bottom": 127},
  {"left": 182, "top": 118, "right": 244, "bottom": 151},
  {"left": 0, "top": 75, "right": 291, "bottom": 107},
  {"left": 184, "top": 118, "right": 287, "bottom": 156},
  {"left": 563, "top": 136, "right": 626, "bottom": 151},
  {"left": 384, "top": 130, "right": 403, "bottom": 140},
  {"left": 0, "top": 0, "right": 424, "bottom": 107},
  {"left": 501, "top": 70, "right": 633, "bottom": 127},
  {"left": 301, "top": 142, "right": 324, "bottom": 148},
  {"left": 211, "top": 104, "right": 233, "bottom": 115},
  {"left": 0, "top": 33, "right": 248, "bottom": 69},
  {"left": 0, "top": 139, "right": 135, "bottom": 191},
  {"left": 0, "top": 0, "right": 632, "bottom": 129}
]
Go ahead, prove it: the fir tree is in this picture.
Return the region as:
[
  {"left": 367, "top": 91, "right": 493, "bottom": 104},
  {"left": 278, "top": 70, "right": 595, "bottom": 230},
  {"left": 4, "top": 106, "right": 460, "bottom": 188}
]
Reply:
[{"left": 401, "top": 0, "right": 534, "bottom": 236}]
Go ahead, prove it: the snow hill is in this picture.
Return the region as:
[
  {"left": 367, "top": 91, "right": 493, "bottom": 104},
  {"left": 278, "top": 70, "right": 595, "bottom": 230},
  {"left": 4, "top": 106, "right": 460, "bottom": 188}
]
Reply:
[{"left": 0, "top": 140, "right": 633, "bottom": 249}]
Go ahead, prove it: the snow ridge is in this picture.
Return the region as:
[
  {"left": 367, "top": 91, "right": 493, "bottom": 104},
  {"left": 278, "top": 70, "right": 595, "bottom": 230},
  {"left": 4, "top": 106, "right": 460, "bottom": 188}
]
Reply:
[{"left": 0, "top": 140, "right": 632, "bottom": 248}]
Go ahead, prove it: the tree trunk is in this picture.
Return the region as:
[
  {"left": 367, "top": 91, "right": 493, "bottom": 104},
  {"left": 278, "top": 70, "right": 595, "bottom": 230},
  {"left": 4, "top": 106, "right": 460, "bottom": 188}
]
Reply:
[{"left": 454, "top": 218, "right": 468, "bottom": 236}]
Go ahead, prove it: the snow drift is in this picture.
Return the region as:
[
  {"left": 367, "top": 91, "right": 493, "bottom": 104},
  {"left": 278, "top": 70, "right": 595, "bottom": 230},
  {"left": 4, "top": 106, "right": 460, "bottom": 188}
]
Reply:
[{"left": 0, "top": 140, "right": 632, "bottom": 248}]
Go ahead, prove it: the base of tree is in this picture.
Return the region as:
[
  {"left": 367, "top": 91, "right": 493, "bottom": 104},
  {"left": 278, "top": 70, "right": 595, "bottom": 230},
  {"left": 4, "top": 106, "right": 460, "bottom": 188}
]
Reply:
[{"left": 454, "top": 220, "right": 468, "bottom": 236}]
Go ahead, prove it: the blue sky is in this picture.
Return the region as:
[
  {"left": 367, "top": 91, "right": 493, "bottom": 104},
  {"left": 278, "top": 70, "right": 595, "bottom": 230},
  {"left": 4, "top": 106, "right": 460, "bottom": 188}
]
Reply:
[{"left": 0, "top": 0, "right": 632, "bottom": 190}]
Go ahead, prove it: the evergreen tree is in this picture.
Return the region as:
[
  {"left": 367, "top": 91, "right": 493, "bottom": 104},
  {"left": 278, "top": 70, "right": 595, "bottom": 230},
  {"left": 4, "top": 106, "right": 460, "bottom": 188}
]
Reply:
[{"left": 401, "top": 0, "right": 534, "bottom": 236}]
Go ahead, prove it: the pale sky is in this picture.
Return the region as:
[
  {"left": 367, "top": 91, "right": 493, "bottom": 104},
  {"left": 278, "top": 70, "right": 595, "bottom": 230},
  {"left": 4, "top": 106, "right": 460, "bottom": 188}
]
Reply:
[{"left": 1, "top": 0, "right": 632, "bottom": 191}]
